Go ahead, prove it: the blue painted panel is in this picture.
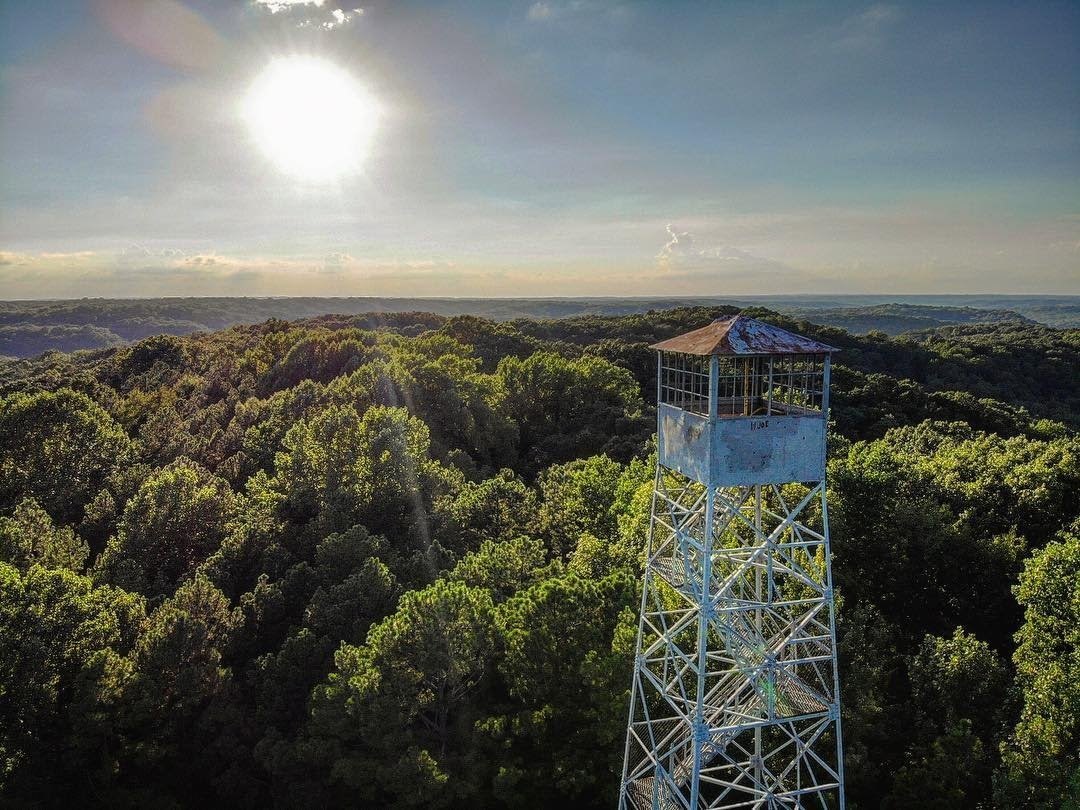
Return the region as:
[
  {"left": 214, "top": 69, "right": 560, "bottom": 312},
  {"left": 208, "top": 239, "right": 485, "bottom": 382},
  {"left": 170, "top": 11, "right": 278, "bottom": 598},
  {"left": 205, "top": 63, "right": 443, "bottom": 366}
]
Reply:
[
  {"left": 657, "top": 404, "right": 825, "bottom": 485},
  {"left": 657, "top": 404, "right": 711, "bottom": 483},
  {"left": 710, "top": 416, "right": 825, "bottom": 485}
]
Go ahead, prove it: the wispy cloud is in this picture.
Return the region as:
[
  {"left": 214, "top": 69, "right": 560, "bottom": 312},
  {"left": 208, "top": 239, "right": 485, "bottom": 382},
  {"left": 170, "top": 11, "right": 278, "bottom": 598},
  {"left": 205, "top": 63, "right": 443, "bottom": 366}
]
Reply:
[
  {"left": 656, "top": 225, "right": 805, "bottom": 284},
  {"left": 0, "top": 248, "right": 471, "bottom": 298},
  {"left": 119, "top": 243, "right": 188, "bottom": 261},
  {"left": 251, "top": 0, "right": 363, "bottom": 29},
  {"left": 0, "top": 250, "right": 98, "bottom": 267},
  {"left": 0, "top": 252, "right": 30, "bottom": 267},
  {"left": 253, "top": 0, "right": 325, "bottom": 12},
  {"left": 525, "top": 0, "right": 630, "bottom": 24},
  {"left": 527, "top": 2, "right": 554, "bottom": 22},
  {"left": 832, "top": 3, "right": 902, "bottom": 50}
]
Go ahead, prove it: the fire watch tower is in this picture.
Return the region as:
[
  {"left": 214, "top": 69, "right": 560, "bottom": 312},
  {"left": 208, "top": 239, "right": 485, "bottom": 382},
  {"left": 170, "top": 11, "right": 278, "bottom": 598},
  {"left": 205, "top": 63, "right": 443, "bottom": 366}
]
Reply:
[{"left": 619, "top": 316, "right": 845, "bottom": 810}]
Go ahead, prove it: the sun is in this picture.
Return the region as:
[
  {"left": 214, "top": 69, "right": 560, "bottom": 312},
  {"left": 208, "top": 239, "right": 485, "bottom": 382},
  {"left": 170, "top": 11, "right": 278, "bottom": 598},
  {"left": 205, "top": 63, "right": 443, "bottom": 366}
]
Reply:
[{"left": 244, "top": 56, "right": 380, "bottom": 183}]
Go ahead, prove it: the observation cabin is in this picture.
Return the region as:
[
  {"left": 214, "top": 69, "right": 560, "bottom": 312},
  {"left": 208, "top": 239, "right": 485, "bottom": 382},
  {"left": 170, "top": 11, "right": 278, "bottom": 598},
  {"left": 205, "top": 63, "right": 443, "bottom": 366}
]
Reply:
[{"left": 650, "top": 316, "right": 837, "bottom": 486}]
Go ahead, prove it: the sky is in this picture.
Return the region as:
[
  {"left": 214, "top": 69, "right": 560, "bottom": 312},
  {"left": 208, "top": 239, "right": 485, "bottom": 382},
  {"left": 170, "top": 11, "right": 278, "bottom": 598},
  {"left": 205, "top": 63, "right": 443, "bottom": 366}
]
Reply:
[{"left": 0, "top": 0, "right": 1078, "bottom": 298}]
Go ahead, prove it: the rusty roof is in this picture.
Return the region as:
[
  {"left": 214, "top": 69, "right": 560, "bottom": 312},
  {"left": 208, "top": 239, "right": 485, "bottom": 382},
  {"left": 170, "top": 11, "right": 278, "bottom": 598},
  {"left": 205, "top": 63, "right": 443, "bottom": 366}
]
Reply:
[{"left": 649, "top": 316, "right": 837, "bottom": 356}]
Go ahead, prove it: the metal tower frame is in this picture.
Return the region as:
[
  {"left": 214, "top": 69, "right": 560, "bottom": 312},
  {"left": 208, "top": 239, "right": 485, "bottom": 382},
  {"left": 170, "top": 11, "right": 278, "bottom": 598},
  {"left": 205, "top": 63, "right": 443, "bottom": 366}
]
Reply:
[{"left": 619, "top": 317, "right": 845, "bottom": 810}]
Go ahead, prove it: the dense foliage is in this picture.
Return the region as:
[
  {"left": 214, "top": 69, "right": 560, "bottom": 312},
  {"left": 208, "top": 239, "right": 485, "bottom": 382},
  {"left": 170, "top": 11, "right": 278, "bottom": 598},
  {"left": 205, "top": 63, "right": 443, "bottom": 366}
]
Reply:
[{"left": 0, "top": 306, "right": 1077, "bottom": 808}]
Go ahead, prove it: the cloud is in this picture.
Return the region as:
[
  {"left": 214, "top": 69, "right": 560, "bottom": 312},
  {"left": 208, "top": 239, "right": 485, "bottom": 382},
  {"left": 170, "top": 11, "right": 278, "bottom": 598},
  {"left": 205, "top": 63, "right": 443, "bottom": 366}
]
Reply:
[
  {"left": 299, "top": 7, "right": 363, "bottom": 29},
  {"left": 0, "top": 247, "right": 477, "bottom": 298},
  {"left": 833, "top": 3, "right": 901, "bottom": 50},
  {"left": 0, "top": 252, "right": 32, "bottom": 266},
  {"left": 253, "top": 0, "right": 325, "bottom": 12},
  {"left": 657, "top": 224, "right": 762, "bottom": 269},
  {"left": 119, "top": 243, "right": 188, "bottom": 260},
  {"left": 251, "top": 0, "right": 363, "bottom": 29},
  {"left": 316, "top": 251, "right": 354, "bottom": 273},
  {"left": 525, "top": 0, "right": 630, "bottom": 23},
  {"left": 323, "top": 251, "right": 353, "bottom": 265},
  {"left": 656, "top": 225, "right": 804, "bottom": 283},
  {"left": 183, "top": 254, "right": 224, "bottom": 268},
  {"left": 657, "top": 224, "right": 694, "bottom": 269},
  {"left": 527, "top": 2, "right": 553, "bottom": 22},
  {"left": 0, "top": 250, "right": 98, "bottom": 267}
]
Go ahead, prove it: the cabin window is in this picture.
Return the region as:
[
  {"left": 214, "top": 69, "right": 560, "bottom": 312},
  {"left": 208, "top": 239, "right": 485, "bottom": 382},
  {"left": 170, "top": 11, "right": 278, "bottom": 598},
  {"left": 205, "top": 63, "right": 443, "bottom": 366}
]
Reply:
[
  {"left": 658, "top": 351, "right": 710, "bottom": 415},
  {"left": 660, "top": 352, "right": 826, "bottom": 418}
]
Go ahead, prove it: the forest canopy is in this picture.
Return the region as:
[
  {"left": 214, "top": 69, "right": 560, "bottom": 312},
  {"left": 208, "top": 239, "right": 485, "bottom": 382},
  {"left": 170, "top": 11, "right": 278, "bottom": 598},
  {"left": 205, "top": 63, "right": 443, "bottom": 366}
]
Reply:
[{"left": 0, "top": 306, "right": 1077, "bottom": 808}]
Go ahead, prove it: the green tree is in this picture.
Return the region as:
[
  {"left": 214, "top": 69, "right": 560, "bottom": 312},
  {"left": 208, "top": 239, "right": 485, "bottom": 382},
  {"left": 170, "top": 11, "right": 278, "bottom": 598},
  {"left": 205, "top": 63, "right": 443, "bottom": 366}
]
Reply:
[
  {"left": 447, "top": 536, "right": 549, "bottom": 603},
  {"left": 884, "top": 721, "right": 990, "bottom": 810},
  {"left": 542, "top": 453, "right": 653, "bottom": 577},
  {"left": 272, "top": 404, "right": 454, "bottom": 545},
  {"left": 259, "top": 330, "right": 376, "bottom": 394},
  {"left": 375, "top": 337, "right": 517, "bottom": 470},
  {"left": 237, "top": 379, "right": 336, "bottom": 475},
  {"left": 908, "top": 627, "right": 1012, "bottom": 749},
  {"left": 0, "top": 562, "right": 144, "bottom": 801},
  {"left": 836, "top": 602, "right": 906, "bottom": 804},
  {"left": 996, "top": 528, "right": 1080, "bottom": 809},
  {"left": 117, "top": 575, "right": 242, "bottom": 804},
  {"left": 252, "top": 531, "right": 399, "bottom": 734},
  {"left": 498, "top": 351, "right": 642, "bottom": 471},
  {"left": 490, "top": 571, "right": 637, "bottom": 804},
  {"left": 307, "top": 579, "right": 497, "bottom": 808},
  {"left": 538, "top": 455, "right": 624, "bottom": 557},
  {"left": 882, "top": 628, "right": 1012, "bottom": 808},
  {"left": 437, "top": 315, "right": 537, "bottom": 371},
  {"left": 0, "top": 389, "right": 133, "bottom": 525},
  {"left": 435, "top": 470, "right": 538, "bottom": 558},
  {"left": 0, "top": 498, "right": 88, "bottom": 571},
  {"left": 830, "top": 437, "right": 1025, "bottom": 649},
  {"left": 95, "top": 458, "right": 238, "bottom": 599}
]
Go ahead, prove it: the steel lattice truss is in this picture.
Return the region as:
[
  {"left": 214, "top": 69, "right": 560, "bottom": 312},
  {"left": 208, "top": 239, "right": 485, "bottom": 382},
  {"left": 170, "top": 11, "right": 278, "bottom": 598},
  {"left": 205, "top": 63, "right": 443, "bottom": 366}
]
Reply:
[{"left": 619, "top": 468, "right": 845, "bottom": 810}]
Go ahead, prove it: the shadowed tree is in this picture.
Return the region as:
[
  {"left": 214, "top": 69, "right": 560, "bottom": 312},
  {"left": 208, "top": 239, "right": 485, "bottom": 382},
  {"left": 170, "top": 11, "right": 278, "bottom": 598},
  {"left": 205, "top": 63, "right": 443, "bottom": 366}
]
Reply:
[
  {"left": 0, "top": 499, "right": 89, "bottom": 572},
  {"left": 0, "top": 563, "right": 144, "bottom": 802},
  {"left": 306, "top": 579, "right": 497, "bottom": 808},
  {"left": 0, "top": 389, "right": 133, "bottom": 526},
  {"left": 117, "top": 575, "right": 242, "bottom": 805},
  {"left": 488, "top": 571, "right": 637, "bottom": 806},
  {"left": 497, "top": 351, "right": 642, "bottom": 472},
  {"left": 435, "top": 469, "right": 539, "bottom": 559},
  {"left": 882, "top": 628, "right": 1013, "bottom": 808},
  {"left": 94, "top": 458, "right": 238, "bottom": 599},
  {"left": 995, "top": 527, "right": 1080, "bottom": 809}
]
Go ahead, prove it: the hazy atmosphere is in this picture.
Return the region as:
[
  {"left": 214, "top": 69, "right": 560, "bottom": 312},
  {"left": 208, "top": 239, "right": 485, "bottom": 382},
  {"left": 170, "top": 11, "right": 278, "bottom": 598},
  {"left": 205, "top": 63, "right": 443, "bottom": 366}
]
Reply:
[{"left": 2, "top": 0, "right": 1078, "bottom": 297}]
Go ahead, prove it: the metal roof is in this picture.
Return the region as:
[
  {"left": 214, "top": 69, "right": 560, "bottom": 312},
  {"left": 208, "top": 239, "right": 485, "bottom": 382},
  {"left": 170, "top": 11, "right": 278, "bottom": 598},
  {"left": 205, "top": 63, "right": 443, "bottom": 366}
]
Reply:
[{"left": 649, "top": 315, "right": 837, "bottom": 356}]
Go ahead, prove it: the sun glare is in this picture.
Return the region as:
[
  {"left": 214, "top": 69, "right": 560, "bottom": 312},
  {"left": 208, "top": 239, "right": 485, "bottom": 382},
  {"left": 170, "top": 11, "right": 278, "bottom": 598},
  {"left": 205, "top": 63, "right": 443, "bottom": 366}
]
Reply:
[{"left": 244, "top": 56, "right": 380, "bottom": 183}]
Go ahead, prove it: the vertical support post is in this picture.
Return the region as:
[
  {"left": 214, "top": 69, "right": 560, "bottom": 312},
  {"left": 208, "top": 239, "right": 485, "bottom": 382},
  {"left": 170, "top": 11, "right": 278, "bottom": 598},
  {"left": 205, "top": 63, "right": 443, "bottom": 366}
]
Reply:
[
  {"left": 708, "top": 356, "right": 719, "bottom": 421},
  {"left": 656, "top": 351, "right": 664, "bottom": 410},
  {"left": 753, "top": 484, "right": 763, "bottom": 787},
  {"left": 690, "top": 483, "right": 715, "bottom": 809},
  {"left": 688, "top": 355, "right": 720, "bottom": 810},
  {"left": 620, "top": 463, "right": 661, "bottom": 810},
  {"left": 766, "top": 357, "right": 774, "bottom": 416},
  {"left": 821, "top": 479, "right": 846, "bottom": 810},
  {"left": 821, "top": 355, "right": 831, "bottom": 422},
  {"left": 821, "top": 353, "right": 845, "bottom": 809}
]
